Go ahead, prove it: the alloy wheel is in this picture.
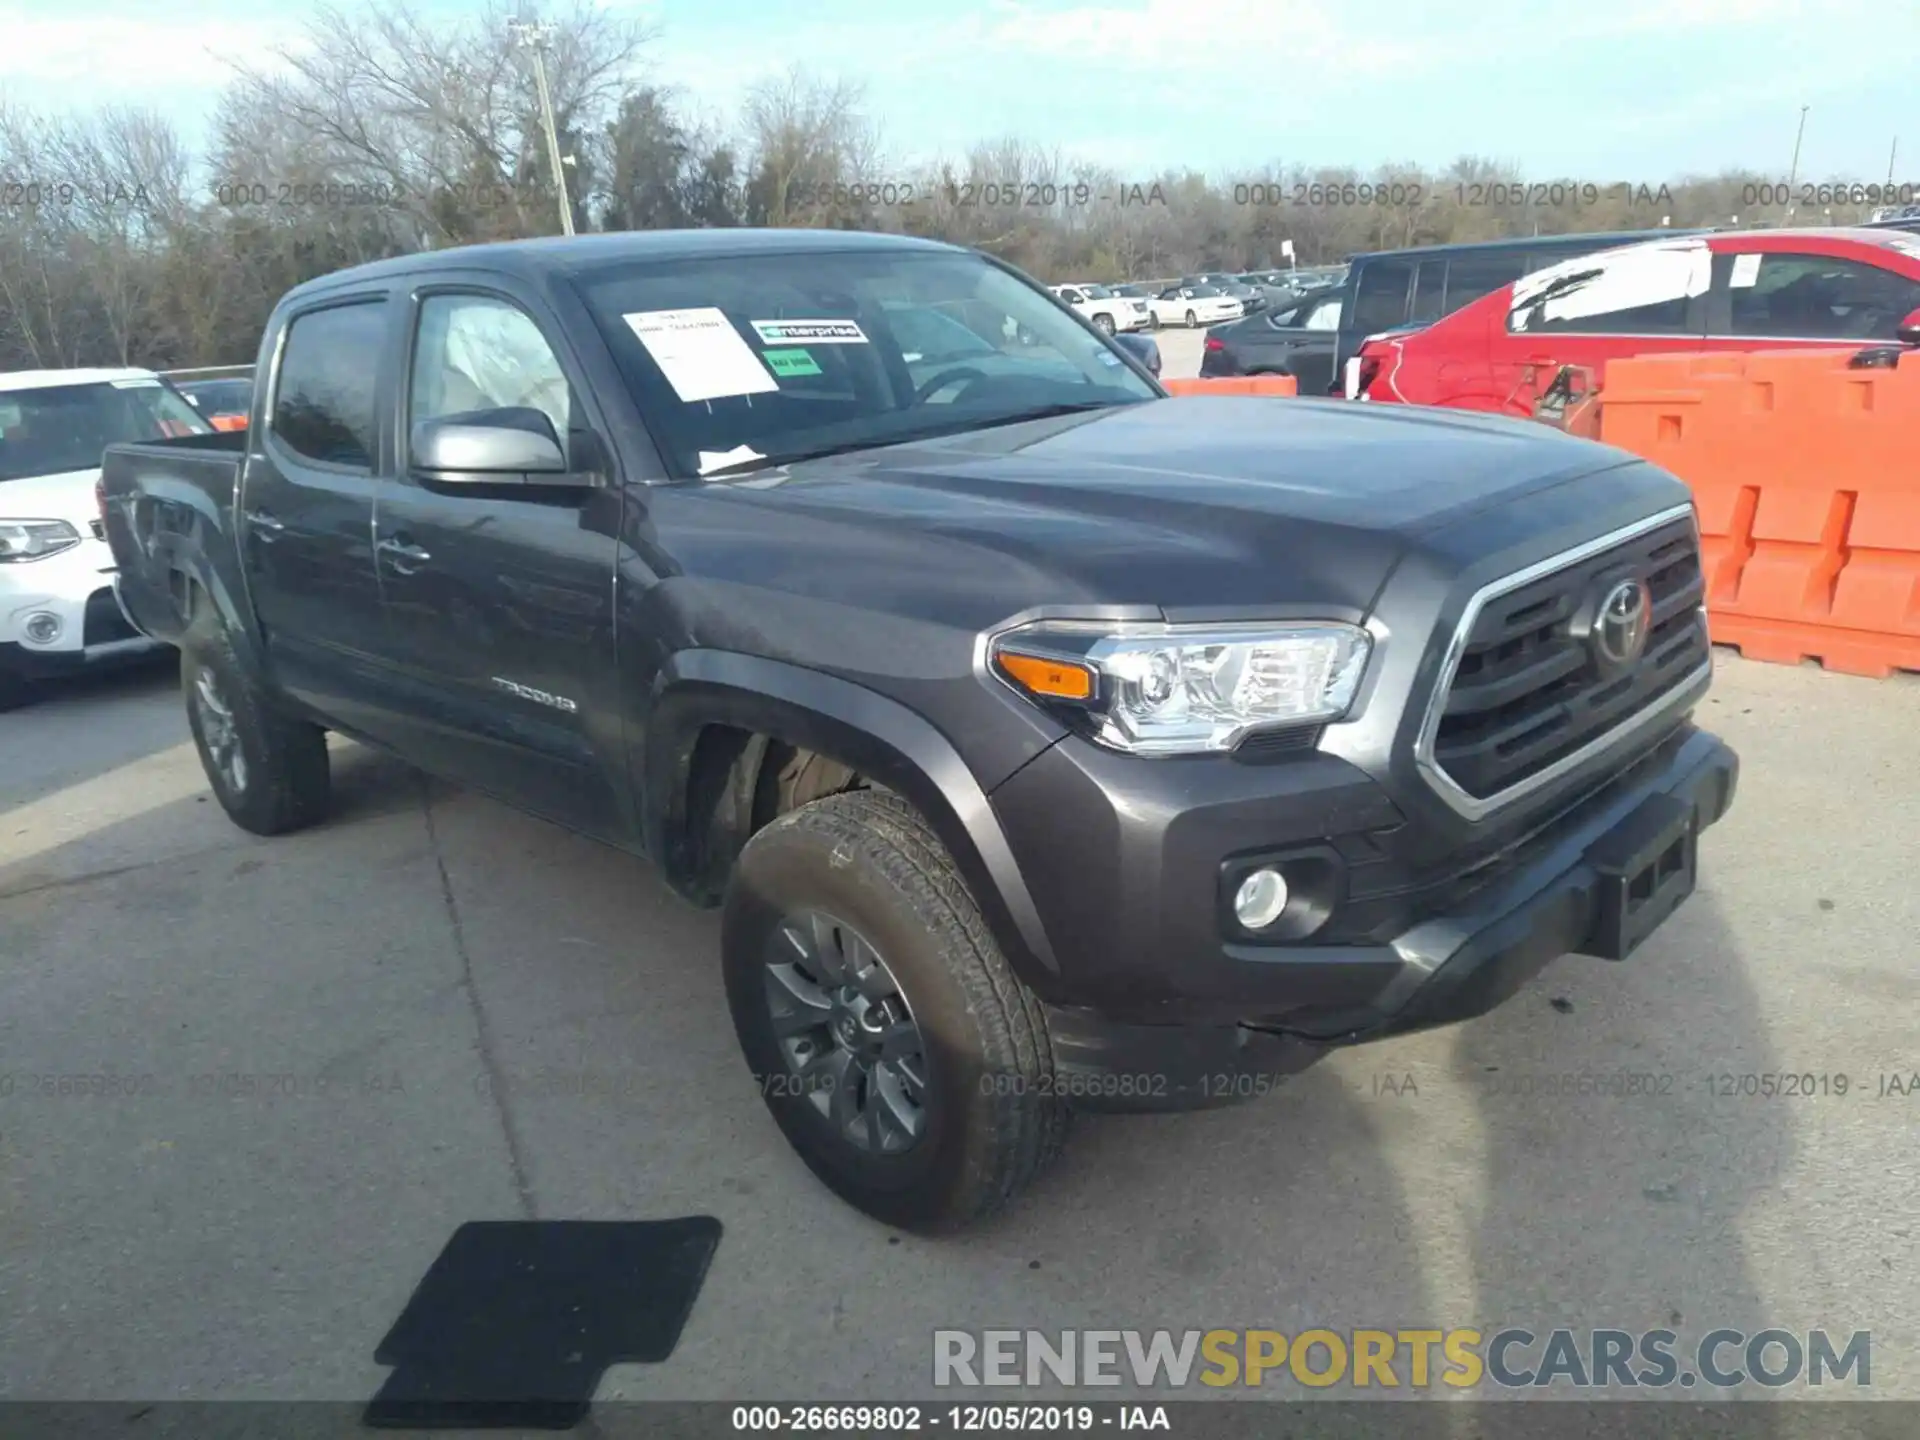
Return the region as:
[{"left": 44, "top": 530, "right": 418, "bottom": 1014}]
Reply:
[
  {"left": 762, "top": 909, "right": 929, "bottom": 1154},
  {"left": 193, "top": 669, "right": 248, "bottom": 794}
]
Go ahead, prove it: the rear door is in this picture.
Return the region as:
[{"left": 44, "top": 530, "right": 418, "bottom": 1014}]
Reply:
[
  {"left": 242, "top": 294, "right": 402, "bottom": 736},
  {"left": 1486, "top": 242, "right": 1711, "bottom": 417},
  {"left": 369, "top": 280, "right": 625, "bottom": 838}
]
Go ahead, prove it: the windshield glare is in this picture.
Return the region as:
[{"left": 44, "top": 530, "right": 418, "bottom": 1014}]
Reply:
[
  {"left": 0, "top": 379, "right": 211, "bottom": 483},
  {"left": 578, "top": 249, "right": 1157, "bottom": 478}
]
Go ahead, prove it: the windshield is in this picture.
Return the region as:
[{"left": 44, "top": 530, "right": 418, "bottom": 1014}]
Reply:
[
  {"left": 577, "top": 248, "right": 1157, "bottom": 478},
  {"left": 1079, "top": 284, "right": 1113, "bottom": 299},
  {"left": 0, "top": 379, "right": 211, "bottom": 483},
  {"left": 1189, "top": 286, "right": 1225, "bottom": 297}
]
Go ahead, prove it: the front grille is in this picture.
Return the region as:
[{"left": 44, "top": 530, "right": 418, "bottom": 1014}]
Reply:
[
  {"left": 1427, "top": 513, "right": 1708, "bottom": 804},
  {"left": 83, "top": 587, "right": 140, "bottom": 646}
]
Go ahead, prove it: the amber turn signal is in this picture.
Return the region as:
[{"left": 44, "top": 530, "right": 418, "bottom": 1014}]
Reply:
[{"left": 995, "top": 649, "right": 1096, "bottom": 702}]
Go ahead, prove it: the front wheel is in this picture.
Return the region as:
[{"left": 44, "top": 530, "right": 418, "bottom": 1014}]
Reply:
[
  {"left": 182, "top": 621, "right": 331, "bottom": 836},
  {"left": 723, "top": 790, "right": 1068, "bottom": 1231},
  {"left": 1185, "top": 309, "right": 1198, "bottom": 328},
  {"left": 1093, "top": 313, "right": 1115, "bottom": 335}
]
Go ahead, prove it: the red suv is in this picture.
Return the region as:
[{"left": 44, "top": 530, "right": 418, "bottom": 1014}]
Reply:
[{"left": 1350, "top": 228, "right": 1920, "bottom": 413}]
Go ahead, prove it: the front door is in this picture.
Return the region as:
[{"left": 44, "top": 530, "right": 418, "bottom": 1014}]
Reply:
[{"left": 369, "top": 285, "right": 625, "bottom": 838}]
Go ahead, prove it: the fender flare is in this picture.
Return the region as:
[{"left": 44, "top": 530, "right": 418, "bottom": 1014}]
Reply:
[{"left": 645, "top": 650, "right": 1061, "bottom": 985}]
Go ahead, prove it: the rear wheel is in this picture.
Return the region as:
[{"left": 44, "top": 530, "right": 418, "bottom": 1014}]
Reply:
[
  {"left": 1185, "top": 309, "right": 1198, "bottom": 328},
  {"left": 181, "top": 618, "right": 331, "bottom": 836},
  {"left": 723, "top": 790, "right": 1068, "bottom": 1231}
]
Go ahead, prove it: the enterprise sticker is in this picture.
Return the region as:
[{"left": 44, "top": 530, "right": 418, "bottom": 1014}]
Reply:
[{"left": 751, "top": 318, "right": 869, "bottom": 345}]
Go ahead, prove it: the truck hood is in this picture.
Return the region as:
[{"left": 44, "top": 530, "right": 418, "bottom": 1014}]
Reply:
[
  {"left": 0, "top": 468, "right": 101, "bottom": 529},
  {"left": 680, "top": 395, "right": 1640, "bottom": 618}
]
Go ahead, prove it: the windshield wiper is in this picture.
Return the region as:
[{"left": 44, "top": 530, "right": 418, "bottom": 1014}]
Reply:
[{"left": 698, "top": 401, "right": 1130, "bottom": 478}]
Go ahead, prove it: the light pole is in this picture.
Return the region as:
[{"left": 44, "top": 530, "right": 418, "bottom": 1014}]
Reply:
[
  {"left": 1784, "top": 104, "right": 1809, "bottom": 222},
  {"left": 509, "top": 18, "right": 574, "bottom": 236}
]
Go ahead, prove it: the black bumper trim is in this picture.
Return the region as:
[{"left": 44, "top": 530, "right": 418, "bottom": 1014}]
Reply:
[{"left": 1041, "top": 730, "right": 1738, "bottom": 1111}]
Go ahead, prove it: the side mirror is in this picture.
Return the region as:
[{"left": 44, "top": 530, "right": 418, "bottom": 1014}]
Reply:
[
  {"left": 411, "top": 408, "right": 577, "bottom": 485},
  {"left": 1898, "top": 306, "right": 1920, "bottom": 346}
]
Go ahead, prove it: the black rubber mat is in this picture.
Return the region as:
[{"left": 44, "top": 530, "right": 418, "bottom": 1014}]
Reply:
[{"left": 364, "top": 1218, "right": 723, "bottom": 1430}]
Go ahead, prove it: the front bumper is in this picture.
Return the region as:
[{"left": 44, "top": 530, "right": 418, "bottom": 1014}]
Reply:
[
  {"left": 994, "top": 723, "right": 1738, "bottom": 1111},
  {"left": 1, "top": 540, "right": 162, "bottom": 676}
]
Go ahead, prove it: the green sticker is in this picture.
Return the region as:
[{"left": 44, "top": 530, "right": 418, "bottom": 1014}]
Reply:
[{"left": 762, "top": 347, "right": 822, "bottom": 377}]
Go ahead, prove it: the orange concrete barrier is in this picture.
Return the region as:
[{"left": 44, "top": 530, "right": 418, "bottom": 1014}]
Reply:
[
  {"left": 1162, "top": 376, "right": 1298, "bottom": 396},
  {"left": 1599, "top": 349, "right": 1920, "bottom": 678}
]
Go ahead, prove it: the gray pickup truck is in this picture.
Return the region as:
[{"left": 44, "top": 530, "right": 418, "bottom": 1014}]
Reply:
[{"left": 100, "top": 229, "right": 1738, "bottom": 1230}]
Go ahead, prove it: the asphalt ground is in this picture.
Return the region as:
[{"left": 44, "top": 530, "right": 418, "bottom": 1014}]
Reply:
[{"left": 3, "top": 646, "right": 1917, "bottom": 1415}]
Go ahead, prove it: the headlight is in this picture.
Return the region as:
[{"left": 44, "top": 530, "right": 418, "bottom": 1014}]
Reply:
[
  {"left": 990, "top": 621, "right": 1373, "bottom": 755},
  {"left": 0, "top": 519, "right": 82, "bottom": 563}
]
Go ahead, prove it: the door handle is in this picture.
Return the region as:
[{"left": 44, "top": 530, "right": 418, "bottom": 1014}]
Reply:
[
  {"left": 245, "top": 510, "right": 286, "bottom": 540},
  {"left": 376, "top": 537, "right": 432, "bottom": 573}
]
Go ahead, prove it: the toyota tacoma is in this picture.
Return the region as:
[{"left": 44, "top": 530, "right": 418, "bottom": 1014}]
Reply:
[{"left": 99, "top": 230, "right": 1738, "bottom": 1230}]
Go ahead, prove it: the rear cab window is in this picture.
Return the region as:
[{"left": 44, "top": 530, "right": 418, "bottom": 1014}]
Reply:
[{"left": 574, "top": 248, "right": 1155, "bottom": 479}]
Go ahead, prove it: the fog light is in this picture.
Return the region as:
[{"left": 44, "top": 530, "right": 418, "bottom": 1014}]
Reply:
[
  {"left": 1233, "top": 867, "right": 1290, "bottom": 930},
  {"left": 23, "top": 611, "right": 62, "bottom": 645}
]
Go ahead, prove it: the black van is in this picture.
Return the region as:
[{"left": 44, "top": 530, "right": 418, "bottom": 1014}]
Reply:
[{"left": 1201, "top": 229, "right": 1701, "bottom": 394}]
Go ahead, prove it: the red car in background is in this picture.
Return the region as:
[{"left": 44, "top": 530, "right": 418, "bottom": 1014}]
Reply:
[{"left": 1350, "top": 228, "right": 1920, "bottom": 415}]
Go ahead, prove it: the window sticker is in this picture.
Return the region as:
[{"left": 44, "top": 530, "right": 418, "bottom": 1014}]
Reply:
[
  {"left": 1729, "top": 253, "right": 1763, "bottom": 289},
  {"left": 750, "top": 319, "right": 869, "bottom": 345},
  {"left": 110, "top": 377, "right": 161, "bottom": 388},
  {"left": 761, "top": 347, "right": 823, "bottom": 377},
  {"left": 621, "top": 307, "right": 779, "bottom": 403}
]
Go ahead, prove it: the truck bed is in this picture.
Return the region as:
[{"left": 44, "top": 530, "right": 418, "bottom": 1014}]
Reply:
[{"left": 100, "top": 429, "right": 250, "bottom": 647}]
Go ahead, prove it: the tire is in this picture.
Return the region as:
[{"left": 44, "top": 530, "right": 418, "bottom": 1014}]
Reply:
[
  {"left": 1093, "top": 313, "right": 1115, "bottom": 335},
  {"left": 723, "top": 789, "right": 1068, "bottom": 1231},
  {"left": 1185, "top": 309, "right": 1198, "bottom": 328},
  {"left": 181, "top": 617, "right": 331, "bottom": 836}
]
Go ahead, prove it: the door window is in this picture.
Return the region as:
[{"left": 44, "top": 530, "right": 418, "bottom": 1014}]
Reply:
[
  {"left": 1443, "top": 252, "right": 1529, "bottom": 311},
  {"left": 409, "top": 294, "right": 572, "bottom": 455},
  {"left": 1507, "top": 244, "right": 1709, "bottom": 335},
  {"left": 1301, "top": 296, "right": 1343, "bottom": 330},
  {"left": 1410, "top": 258, "right": 1449, "bottom": 324},
  {"left": 1351, "top": 259, "right": 1414, "bottom": 333},
  {"left": 1724, "top": 253, "right": 1920, "bottom": 340},
  {"left": 272, "top": 302, "right": 387, "bottom": 468}
]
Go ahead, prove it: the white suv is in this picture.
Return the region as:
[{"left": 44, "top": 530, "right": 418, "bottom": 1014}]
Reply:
[
  {"left": 1, "top": 368, "right": 209, "bottom": 708},
  {"left": 1049, "top": 283, "right": 1151, "bottom": 334}
]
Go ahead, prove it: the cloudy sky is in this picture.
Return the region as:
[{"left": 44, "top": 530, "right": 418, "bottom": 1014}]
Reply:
[{"left": 1, "top": 0, "right": 1912, "bottom": 185}]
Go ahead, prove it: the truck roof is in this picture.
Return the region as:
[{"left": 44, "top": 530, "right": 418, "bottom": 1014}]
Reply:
[
  {"left": 287, "top": 228, "right": 970, "bottom": 300},
  {"left": 0, "top": 367, "right": 160, "bottom": 392}
]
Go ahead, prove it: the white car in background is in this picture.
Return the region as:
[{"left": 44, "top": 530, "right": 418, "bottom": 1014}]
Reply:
[
  {"left": 1, "top": 367, "right": 209, "bottom": 708},
  {"left": 1049, "top": 283, "right": 1150, "bottom": 334},
  {"left": 1148, "top": 284, "right": 1245, "bottom": 328}
]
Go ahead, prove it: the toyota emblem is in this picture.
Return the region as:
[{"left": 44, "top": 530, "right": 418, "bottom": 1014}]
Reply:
[{"left": 1594, "top": 578, "right": 1653, "bottom": 667}]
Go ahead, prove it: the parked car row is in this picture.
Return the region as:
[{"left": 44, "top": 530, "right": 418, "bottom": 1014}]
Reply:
[
  {"left": 1200, "top": 229, "right": 1690, "bottom": 392},
  {"left": 1351, "top": 227, "right": 1920, "bottom": 410}
]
